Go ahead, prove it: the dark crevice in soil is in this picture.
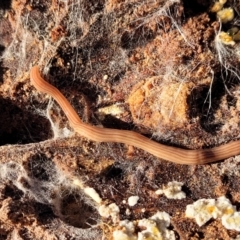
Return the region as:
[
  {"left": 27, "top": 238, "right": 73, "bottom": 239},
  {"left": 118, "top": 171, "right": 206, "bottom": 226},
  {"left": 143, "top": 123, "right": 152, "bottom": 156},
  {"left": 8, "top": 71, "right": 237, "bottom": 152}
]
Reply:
[
  {"left": 0, "top": 98, "right": 52, "bottom": 145},
  {"left": 0, "top": 0, "right": 11, "bottom": 10},
  {"left": 25, "top": 153, "right": 56, "bottom": 181},
  {"left": 60, "top": 193, "right": 99, "bottom": 228},
  {"left": 187, "top": 70, "right": 240, "bottom": 134},
  {"left": 182, "top": 0, "right": 212, "bottom": 18},
  {"left": 0, "top": 45, "right": 7, "bottom": 84},
  {"left": 101, "top": 115, "right": 134, "bottom": 130}
]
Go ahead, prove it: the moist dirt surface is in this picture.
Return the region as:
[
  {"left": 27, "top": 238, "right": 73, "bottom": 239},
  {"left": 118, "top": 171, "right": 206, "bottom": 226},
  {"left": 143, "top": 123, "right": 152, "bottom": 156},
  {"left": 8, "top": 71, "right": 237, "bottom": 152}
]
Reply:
[{"left": 0, "top": 0, "right": 240, "bottom": 239}]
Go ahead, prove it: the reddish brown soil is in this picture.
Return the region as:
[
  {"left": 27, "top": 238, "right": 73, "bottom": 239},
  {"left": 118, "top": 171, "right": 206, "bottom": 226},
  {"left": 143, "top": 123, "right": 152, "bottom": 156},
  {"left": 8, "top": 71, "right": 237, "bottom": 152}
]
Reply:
[{"left": 0, "top": 0, "right": 240, "bottom": 239}]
